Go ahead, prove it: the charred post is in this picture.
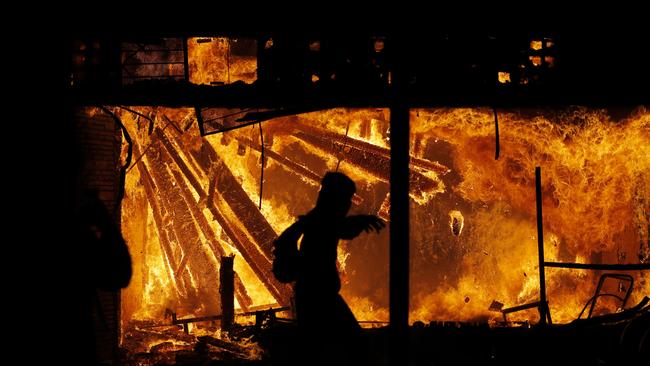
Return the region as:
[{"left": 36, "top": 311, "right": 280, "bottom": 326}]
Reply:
[
  {"left": 220, "top": 255, "right": 235, "bottom": 332},
  {"left": 390, "top": 33, "right": 410, "bottom": 366},
  {"left": 536, "top": 167, "right": 548, "bottom": 326}
]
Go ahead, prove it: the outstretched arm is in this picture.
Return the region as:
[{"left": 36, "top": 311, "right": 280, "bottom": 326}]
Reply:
[{"left": 339, "top": 215, "right": 385, "bottom": 239}]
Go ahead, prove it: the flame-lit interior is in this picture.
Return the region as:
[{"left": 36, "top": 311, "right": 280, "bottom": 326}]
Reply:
[
  {"left": 120, "top": 37, "right": 257, "bottom": 86},
  {"left": 104, "top": 35, "right": 650, "bottom": 356},
  {"left": 115, "top": 107, "right": 393, "bottom": 352},
  {"left": 111, "top": 104, "right": 649, "bottom": 346}
]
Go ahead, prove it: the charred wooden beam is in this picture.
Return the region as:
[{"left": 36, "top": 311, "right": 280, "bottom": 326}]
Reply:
[
  {"left": 175, "top": 252, "right": 190, "bottom": 280},
  {"left": 170, "top": 306, "right": 290, "bottom": 326},
  {"left": 536, "top": 167, "right": 548, "bottom": 326},
  {"left": 161, "top": 125, "right": 291, "bottom": 306},
  {"left": 136, "top": 152, "right": 183, "bottom": 297},
  {"left": 237, "top": 136, "right": 363, "bottom": 205},
  {"left": 135, "top": 138, "right": 194, "bottom": 298},
  {"left": 236, "top": 305, "right": 290, "bottom": 316},
  {"left": 240, "top": 137, "right": 321, "bottom": 181},
  {"left": 212, "top": 159, "right": 277, "bottom": 256},
  {"left": 155, "top": 127, "right": 253, "bottom": 309},
  {"left": 543, "top": 262, "right": 650, "bottom": 270},
  {"left": 293, "top": 128, "right": 443, "bottom": 196},
  {"left": 164, "top": 153, "right": 253, "bottom": 310},
  {"left": 292, "top": 120, "right": 450, "bottom": 175},
  {"left": 155, "top": 128, "right": 204, "bottom": 196},
  {"left": 135, "top": 142, "right": 195, "bottom": 298},
  {"left": 144, "top": 143, "right": 209, "bottom": 300},
  {"left": 171, "top": 312, "right": 224, "bottom": 325},
  {"left": 199, "top": 145, "right": 293, "bottom": 305},
  {"left": 162, "top": 128, "right": 291, "bottom": 306},
  {"left": 502, "top": 301, "right": 541, "bottom": 314},
  {"left": 143, "top": 137, "right": 221, "bottom": 312},
  {"left": 220, "top": 255, "right": 235, "bottom": 331}
]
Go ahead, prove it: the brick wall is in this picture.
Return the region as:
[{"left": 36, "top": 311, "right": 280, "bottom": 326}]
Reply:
[{"left": 74, "top": 108, "right": 123, "bottom": 364}]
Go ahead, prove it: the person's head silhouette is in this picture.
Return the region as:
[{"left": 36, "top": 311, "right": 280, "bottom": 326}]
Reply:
[{"left": 315, "top": 172, "right": 356, "bottom": 218}]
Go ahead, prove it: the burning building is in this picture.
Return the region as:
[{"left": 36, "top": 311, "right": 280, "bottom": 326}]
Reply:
[{"left": 63, "top": 28, "right": 649, "bottom": 365}]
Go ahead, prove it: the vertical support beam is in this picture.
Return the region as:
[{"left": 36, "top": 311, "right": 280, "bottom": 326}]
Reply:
[
  {"left": 535, "top": 167, "right": 548, "bottom": 326},
  {"left": 389, "top": 35, "right": 410, "bottom": 366},
  {"left": 493, "top": 106, "right": 500, "bottom": 160},
  {"left": 182, "top": 36, "right": 190, "bottom": 82},
  {"left": 220, "top": 255, "right": 235, "bottom": 332}
]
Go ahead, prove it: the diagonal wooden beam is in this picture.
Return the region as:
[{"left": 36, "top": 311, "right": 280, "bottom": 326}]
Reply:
[
  {"left": 237, "top": 136, "right": 363, "bottom": 205},
  {"left": 293, "top": 128, "right": 443, "bottom": 195},
  {"left": 186, "top": 139, "right": 293, "bottom": 306},
  {"left": 292, "top": 119, "right": 450, "bottom": 174},
  {"left": 142, "top": 137, "right": 221, "bottom": 313},
  {"left": 165, "top": 155, "right": 253, "bottom": 310},
  {"left": 136, "top": 155, "right": 184, "bottom": 298},
  {"left": 158, "top": 125, "right": 286, "bottom": 306},
  {"left": 136, "top": 143, "right": 198, "bottom": 301}
]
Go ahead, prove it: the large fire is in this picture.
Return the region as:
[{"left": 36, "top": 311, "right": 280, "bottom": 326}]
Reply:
[
  {"left": 92, "top": 104, "right": 647, "bottom": 354},
  {"left": 409, "top": 107, "right": 649, "bottom": 324},
  {"left": 115, "top": 107, "right": 393, "bottom": 340}
]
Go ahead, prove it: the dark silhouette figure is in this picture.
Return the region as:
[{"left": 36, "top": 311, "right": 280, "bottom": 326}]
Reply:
[
  {"left": 277, "top": 172, "right": 384, "bottom": 365},
  {"left": 70, "top": 189, "right": 132, "bottom": 365}
]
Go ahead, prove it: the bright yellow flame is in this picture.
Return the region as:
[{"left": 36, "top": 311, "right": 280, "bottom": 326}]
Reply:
[
  {"left": 344, "top": 296, "right": 389, "bottom": 323},
  {"left": 530, "top": 40, "right": 543, "bottom": 50},
  {"left": 498, "top": 71, "right": 511, "bottom": 84}
]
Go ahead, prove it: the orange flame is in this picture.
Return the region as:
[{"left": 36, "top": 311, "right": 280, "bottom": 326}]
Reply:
[
  {"left": 188, "top": 37, "right": 257, "bottom": 85},
  {"left": 410, "top": 107, "right": 649, "bottom": 323}
]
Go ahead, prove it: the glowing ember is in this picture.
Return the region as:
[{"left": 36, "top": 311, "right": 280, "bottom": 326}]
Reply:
[
  {"left": 374, "top": 39, "right": 385, "bottom": 53},
  {"left": 498, "top": 71, "right": 511, "bottom": 84},
  {"left": 449, "top": 210, "right": 464, "bottom": 236},
  {"left": 530, "top": 40, "right": 543, "bottom": 51},
  {"left": 529, "top": 56, "right": 543, "bottom": 67},
  {"left": 545, "top": 56, "right": 555, "bottom": 67}
]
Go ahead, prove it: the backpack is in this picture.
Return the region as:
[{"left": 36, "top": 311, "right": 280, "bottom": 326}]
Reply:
[{"left": 271, "top": 220, "right": 303, "bottom": 283}]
